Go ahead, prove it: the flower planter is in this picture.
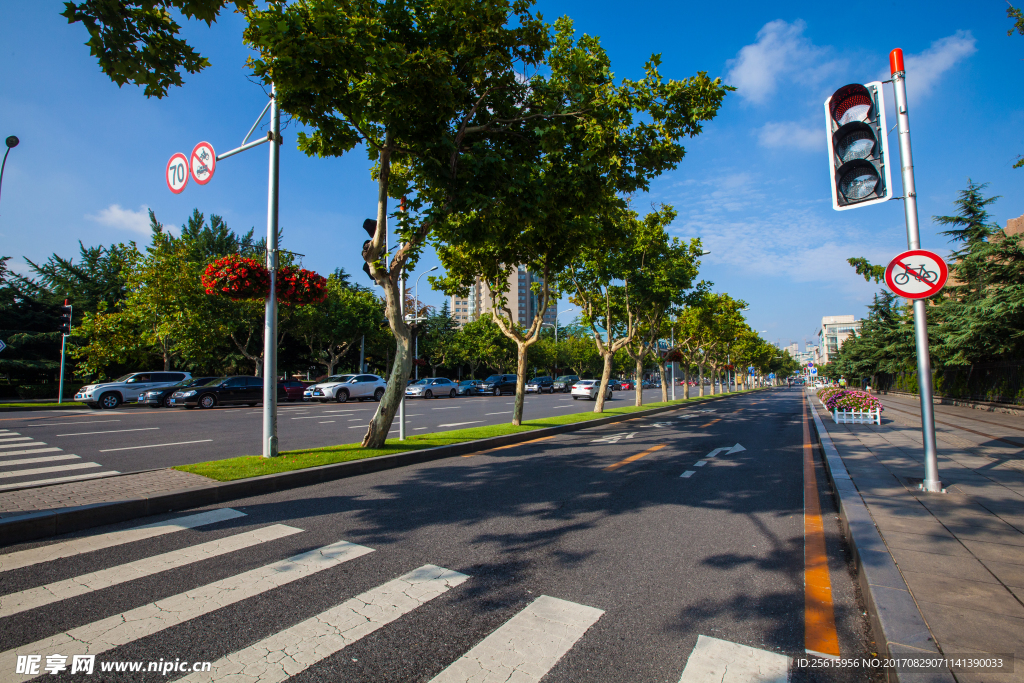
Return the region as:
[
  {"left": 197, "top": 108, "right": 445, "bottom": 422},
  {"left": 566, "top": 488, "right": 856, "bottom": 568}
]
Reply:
[{"left": 832, "top": 408, "right": 881, "bottom": 425}]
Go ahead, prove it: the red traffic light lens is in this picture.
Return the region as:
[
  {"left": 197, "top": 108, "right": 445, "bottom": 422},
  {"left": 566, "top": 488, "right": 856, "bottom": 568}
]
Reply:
[{"left": 829, "top": 84, "right": 873, "bottom": 127}]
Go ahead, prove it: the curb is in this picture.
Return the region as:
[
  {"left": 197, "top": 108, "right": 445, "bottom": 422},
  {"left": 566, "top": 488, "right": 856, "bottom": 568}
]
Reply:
[
  {"left": 0, "top": 390, "right": 761, "bottom": 547},
  {"left": 806, "top": 390, "right": 954, "bottom": 683}
]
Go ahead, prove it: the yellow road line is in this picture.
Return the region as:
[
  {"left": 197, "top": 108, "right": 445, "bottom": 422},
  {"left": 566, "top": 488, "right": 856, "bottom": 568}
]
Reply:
[
  {"left": 802, "top": 393, "right": 840, "bottom": 657},
  {"left": 462, "top": 435, "right": 554, "bottom": 458},
  {"left": 698, "top": 418, "right": 721, "bottom": 428},
  {"left": 603, "top": 444, "right": 666, "bottom": 472}
]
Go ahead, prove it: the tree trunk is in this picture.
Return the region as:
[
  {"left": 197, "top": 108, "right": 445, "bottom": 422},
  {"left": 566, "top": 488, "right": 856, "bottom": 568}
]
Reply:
[
  {"left": 512, "top": 342, "right": 528, "bottom": 425},
  {"left": 708, "top": 367, "right": 716, "bottom": 395},
  {"left": 634, "top": 356, "right": 644, "bottom": 407},
  {"left": 698, "top": 363, "right": 705, "bottom": 397},
  {"left": 657, "top": 360, "right": 668, "bottom": 403},
  {"left": 683, "top": 365, "right": 690, "bottom": 399},
  {"left": 594, "top": 352, "right": 614, "bottom": 412},
  {"left": 362, "top": 326, "right": 412, "bottom": 447}
]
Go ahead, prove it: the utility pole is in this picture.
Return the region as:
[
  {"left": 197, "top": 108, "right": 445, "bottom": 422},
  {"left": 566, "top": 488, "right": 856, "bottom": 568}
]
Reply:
[
  {"left": 57, "top": 301, "right": 72, "bottom": 404},
  {"left": 262, "top": 85, "right": 281, "bottom": 459}
]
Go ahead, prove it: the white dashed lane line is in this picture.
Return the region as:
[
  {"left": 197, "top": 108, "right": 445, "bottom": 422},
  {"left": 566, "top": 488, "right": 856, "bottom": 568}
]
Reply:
[
  {"left": 99, "top": 439, "right": 212, "bottom": 452},
  {"left": 55, "top": 427, "right": 160, "bottom": 437},
  {"left": 25, "top": 420, "right": 120, "bottom": 427}
]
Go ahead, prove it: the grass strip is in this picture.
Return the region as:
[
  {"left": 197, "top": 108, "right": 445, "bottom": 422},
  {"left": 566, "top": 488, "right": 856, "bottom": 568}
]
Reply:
[
  {"left": 175, "top": 390, "right": 762, "bottom": 482},
  {"left": 0, "top": 402, "right": 87, "bottom": 410}
]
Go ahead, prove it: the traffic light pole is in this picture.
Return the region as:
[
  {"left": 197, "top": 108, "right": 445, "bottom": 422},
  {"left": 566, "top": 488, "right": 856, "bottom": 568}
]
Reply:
[
  {"left": 890, "top": 49, "right": 942, "bottom": 493},
  {"left": 262, "top": 85, "right": 281, "bottom": 459},
  {"left": 57, "top": 302, "right": 71, "bottom": 404}
]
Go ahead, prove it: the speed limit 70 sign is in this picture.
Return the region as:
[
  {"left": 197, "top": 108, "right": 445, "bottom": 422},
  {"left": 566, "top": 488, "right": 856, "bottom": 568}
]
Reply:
[{"left": 166, "top": 153, "right": 188, "bottom": 194}]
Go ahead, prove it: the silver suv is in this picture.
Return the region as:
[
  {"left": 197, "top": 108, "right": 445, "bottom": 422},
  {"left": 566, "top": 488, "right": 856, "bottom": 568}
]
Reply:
[
  {"left": 75, "top": 371, "right": 192, "bottom": 410},
  {"left": 306, "top": 374, "right": 386, "bottom": 403}
]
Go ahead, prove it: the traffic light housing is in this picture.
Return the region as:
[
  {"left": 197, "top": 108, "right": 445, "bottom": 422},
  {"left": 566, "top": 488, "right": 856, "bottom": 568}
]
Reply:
[
  {"left": 361, "top": 219, "right": 377, "bottom": 282},
  {"left": 824, "top": 81, "right": 892, "bottom": 211},
  {"left": 59, "top": 303, "right": 72, "bottom": 335}
]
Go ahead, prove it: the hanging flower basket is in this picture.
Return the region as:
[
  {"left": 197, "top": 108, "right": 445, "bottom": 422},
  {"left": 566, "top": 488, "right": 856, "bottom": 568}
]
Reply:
[
  {"left": 202, "top": 255, "right": 271, "bottom": 300},
  {"left": 277, "top": 266, "right": 328, "bottom": 306}
]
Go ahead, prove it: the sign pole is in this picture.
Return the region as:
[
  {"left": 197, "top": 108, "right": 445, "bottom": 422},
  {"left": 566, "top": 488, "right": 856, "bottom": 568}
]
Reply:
[
  {"left": 890, "top": 49, "right": 941, "bottom": 492},
  {"left": 262, "top": 84, "right": 281, "bottom": 459}
]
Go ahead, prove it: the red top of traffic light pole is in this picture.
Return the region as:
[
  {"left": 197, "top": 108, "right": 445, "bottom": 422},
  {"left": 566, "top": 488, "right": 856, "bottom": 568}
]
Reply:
[{"left": 890, "top": 48, "right": 904, "bottom": 75}]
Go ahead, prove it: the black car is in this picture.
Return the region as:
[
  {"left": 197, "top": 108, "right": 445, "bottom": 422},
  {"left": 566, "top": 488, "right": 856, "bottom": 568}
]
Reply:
[
  {"left": 478, "top": 374, "right": 519, "bottom": 396},
  {"left": 169, "top": 376, "right": 286, "bottom": 409},
  {"left": 138, "top": 377, "right": 219, "bottom": 408}
]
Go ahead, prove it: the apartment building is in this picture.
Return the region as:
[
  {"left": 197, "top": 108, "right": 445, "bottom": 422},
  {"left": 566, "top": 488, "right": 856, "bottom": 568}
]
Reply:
[
  {"left": 817, "top": 315, "right": 862, "bottom": 364},
  {"left": 450, "top": 266, "right": 557, "bottom": 327}
]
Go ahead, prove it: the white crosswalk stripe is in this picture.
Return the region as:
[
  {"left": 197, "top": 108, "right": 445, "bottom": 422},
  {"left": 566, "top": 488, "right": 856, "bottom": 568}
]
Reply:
[
  {"left": 0, "top": 431, "right": 116, "bottom": 490},
  {"left": 0, "top": 539, "right": 374, "bottom": 680},
  {"left": 677, "top": 635, "right": 791, "bottom": 683},
  {"left": 0, "top": 508, "right": 246, "bottom": 572},
  {"left": 0, "top": 524, "right": 303, "bottom": 618},
  {"left": 180, "top": 564, "right": 469, "bottom": 683},
  {"left": 430, "top": 595, "right": 604, "bottom": 683}
]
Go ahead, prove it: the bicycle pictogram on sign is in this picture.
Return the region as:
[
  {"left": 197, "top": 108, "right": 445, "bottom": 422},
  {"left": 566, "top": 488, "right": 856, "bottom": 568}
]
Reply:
[
  {"left": 884, "top": 249, "right": 947, "bottom": 299},
  {"left": 190, "top": 141, "right": 216, "bottom": 185}
]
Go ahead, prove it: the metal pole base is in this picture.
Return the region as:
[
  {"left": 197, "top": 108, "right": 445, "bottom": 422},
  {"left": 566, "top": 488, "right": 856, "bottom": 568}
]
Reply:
[{"left": 918, "top": 480, "right": 945, "bottom": 494}]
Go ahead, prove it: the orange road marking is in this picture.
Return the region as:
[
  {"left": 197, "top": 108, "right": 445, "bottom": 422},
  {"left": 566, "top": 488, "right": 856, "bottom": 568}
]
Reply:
[
  {"left": 802, "top": 393, "right": 840, "bottom": 657},
  {"left": 698, "top": 418, "right": 721, "bottom": 428},
  {"left": 462, "top": 435, "right": 554, "bottom": 457},
  {"left": 603, "top": 444, "right": 666, "bottom": 471}
]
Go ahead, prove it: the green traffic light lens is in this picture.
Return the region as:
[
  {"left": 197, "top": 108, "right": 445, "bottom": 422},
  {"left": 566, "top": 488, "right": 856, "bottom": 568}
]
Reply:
[
  {"left": 836, "top": 129, "right": 875, "bottom": 163},
  {"left": 839, "top": 164, "right": 879, "bottom": 201}
]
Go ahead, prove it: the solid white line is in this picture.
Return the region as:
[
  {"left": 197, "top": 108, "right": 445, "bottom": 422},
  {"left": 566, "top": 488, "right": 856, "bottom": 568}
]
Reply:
[
  {"left": 348, "top": 418, "right": 362, "bottom": 422},
  {"left": 552, "top": 405, "right": 575, "bottom": 409},
  {"left": 0, "top": 434, "right": 31, "bottom": 440},
  {"left": 319, "top": 421, "right": 335, "bottom": 424},
  {"left": 680, "top": 471, "right": 696, "bottom": 478},
  {"left": 438, "top": 421, "right": 483, "bottom": 428},
  {"left": 0, "top": 470, "right": 120, "bottom": 492},
  {"left": 0, "top": 539, "right": 374, "bottom": 680},
  {"left": 26, "top": 420, "right": 120, "bottom": 427},
  {"left": 0, "top": 454, "right": 80, "bottom": 468},
  {"left": 99, "top": 439, "right": 212, "bottom": 452},
  {"left": 180, "top": 564, "right": 468, "bottom": 683},
  {"left": 0, "top": 440, "right": 48, "bottom": 449},
  {"left": 55, "top": 427, "right": 160, "bottom": 437},
  {"left": 0, "top": 524, "right": 304, "bottom": 618},
  {"left": 432, "top": 406, "right": 459, "bottom": 410},
  {"left": 430, "top": 595, "right": 604, "bottom": 683},
  {"left": 0, "top": 447, "right": 63, "bottom": 458},
  {"left": 677, "top": 635, "right": 790, "bottom": 683},
  {"left": 486, "top": 412, "right": 511, "bottom": 415},
  {"left": 348, "top": 425, "right": 366, "bottom": 429},
  {"left": 0, "top": 439, "right": 34, "bottom": 447},
  {"left": 290, "top": 416, "right": 327, "bottom": 420},
  {"left": 0, "top": 508, "right": 246, "bottom": 573},
  {"left": 0, "top": 462, "right": 99, "bottom": 480},
  {"left": 414, "top": 427, "right": 427, "bottom": 430}
]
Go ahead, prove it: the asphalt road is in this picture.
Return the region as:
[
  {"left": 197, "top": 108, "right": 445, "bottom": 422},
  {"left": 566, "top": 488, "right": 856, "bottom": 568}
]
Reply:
[
  {"left": 0, "top": 389, "right": 673, "bottom": 489},
  {"left": 1, "top": 388, "right": 882, "bottom": 682}
]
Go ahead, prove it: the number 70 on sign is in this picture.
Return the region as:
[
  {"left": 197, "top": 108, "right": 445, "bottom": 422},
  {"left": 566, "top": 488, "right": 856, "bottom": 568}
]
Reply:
[{"left": 166, "top": 152, "right": 189, "bottom": 194}]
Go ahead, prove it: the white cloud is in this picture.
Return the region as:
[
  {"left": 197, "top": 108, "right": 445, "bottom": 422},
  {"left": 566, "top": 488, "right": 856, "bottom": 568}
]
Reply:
[
  {"left": 757, "top": 121, "right": 823, "bottom": 151},
  {"left": 87, "top": 204, "right": 151, "bottom": 235},
  {"left": 880, "top": 31, "right": 976, "bottom": 99},
  {"left": 726, "top": 19, "right": 837, "bottom": 105}
]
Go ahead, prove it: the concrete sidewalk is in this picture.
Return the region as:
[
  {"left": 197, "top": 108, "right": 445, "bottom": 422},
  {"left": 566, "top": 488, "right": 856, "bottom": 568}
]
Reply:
[{"left": 810, "top": 390, "right": 1024, "bottom": 681}]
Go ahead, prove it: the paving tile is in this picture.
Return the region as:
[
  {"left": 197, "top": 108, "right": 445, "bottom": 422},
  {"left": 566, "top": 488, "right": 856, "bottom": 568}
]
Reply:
[
  {"left": 960, "top": 540, "right": 1024, "bottom": 565},
  {"left": 900, "top": 572, "right": 1024, "bottom": 619},
  {"left": 981, "top": 559, "right": 1024, "bottom": 589},
  {"left": 883, "top": 530, "right": 970, "bottom": 557},
  {"left": 915, "top": 600, "right": 1024, "bottom": 658},
  {"left": 888, "top": 548, "right": 999, "bottom": 584}
]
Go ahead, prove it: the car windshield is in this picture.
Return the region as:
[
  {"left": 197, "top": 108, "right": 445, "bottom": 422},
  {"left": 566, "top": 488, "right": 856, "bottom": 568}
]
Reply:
[
  {"left": 458, "top": 381, "right": 476, "bottom": 386},
  {"left": 528, "top": 378, "right": 541, "bottom": 384},
  {"left": 409, "top": 379, "right": 428, "bottom": 386},
  {"left": 111, "top": 373, "right": 135, "bottom": 383},
  {"left": 201, "top": 377, "right": 227, "bottom": 386},
  {"left": 577, "top": 380, "right": 594, "bottom": 386},
  {"left": 483, "top": 375, "right": 501, "bottom": 383},
  {"left": 326, "top": 375, "right": 354, "bottom": 383},
  {"left": 556, "top": 376, "right": 574, "bottom": 381}
]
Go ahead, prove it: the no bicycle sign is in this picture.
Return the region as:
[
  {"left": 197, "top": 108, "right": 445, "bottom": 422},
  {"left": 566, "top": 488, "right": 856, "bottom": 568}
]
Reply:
[
  {"left": 190, "top": 141, "right": 216, "bottom": 185},
  {"left": 885, "top": 249, "right": 948, "bottom": 299}
]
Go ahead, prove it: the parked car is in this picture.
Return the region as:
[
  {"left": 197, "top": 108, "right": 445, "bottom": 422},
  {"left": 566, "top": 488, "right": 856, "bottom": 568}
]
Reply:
[
  {"left": 620, "top": 380, "right": 635, "bottom": 391},
  {"left": 571, "top": 379, "right": 613, "bottom": 401},
  {"left": 608, "top": 380, "right": 622, "bottom": 391},
  {"left": 279, "top": 379, "right": 307, "bottom": 402},
  {"left": 478, "top": 374, "right": 519, "bottom": 396},
  {"left": 405, "top": 377, "right": 458, "bottom": 399},
  {"left": 76, "top": 371, "right": 192, "bottom": 410},
  {"left": 307, "top": 374, "right": 387, "bottom": 403},
  {"left": 169, "top": 376, "right": 286, "bottom": 409},
  {"left": 552, "top": 375, "right": 580, "bottom": 392},
  {"left": 138, "top": 376, "right": 218, "bottom": 408},
  {"left": 457, "top": 380, "right": 482, "bottom": 396},
  {"left": 525, "top": 376, "right": 555, "bottom": 393}
]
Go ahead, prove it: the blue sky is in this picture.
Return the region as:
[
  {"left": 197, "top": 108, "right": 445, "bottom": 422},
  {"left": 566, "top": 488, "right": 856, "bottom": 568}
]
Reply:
[{"left": 1, "top": 2, "right": 1022, "bottom": 351}]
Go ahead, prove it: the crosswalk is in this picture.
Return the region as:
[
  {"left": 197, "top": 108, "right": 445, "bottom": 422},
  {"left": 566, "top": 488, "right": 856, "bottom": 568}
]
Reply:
[
  {"left": 0, "top": 429, "right": 117, "bottom": 491},
  {"left": 1, "top": 507, "right": 799, "bottom": 682}
]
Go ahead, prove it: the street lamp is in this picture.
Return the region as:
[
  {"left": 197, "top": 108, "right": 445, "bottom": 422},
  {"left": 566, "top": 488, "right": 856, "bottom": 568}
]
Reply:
[
  {"left": 409, "top": 266, "right": 438, "bottom": 379},
  {"left": 554, "top": 307, "right": 577, "bottom": 343},
  {"left": 0, "top": 136, "right": 20, "bottom": 210}
]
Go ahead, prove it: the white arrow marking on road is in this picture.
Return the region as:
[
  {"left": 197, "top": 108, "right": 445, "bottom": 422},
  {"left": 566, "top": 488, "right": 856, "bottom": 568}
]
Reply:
[
  {"left": 726, "top": 443, "right": 746, "bottom": 454},
  {"left": 704, "top": 443, "right": 745, "bottom": 458},
  {"left": 591, "top": 432, "right": 637, "bottom": 444}
]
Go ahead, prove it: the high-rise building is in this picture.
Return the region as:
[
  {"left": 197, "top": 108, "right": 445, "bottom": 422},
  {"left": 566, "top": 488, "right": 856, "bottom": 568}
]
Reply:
[
  {"left": 818, "top": 315, "right": 861, "bottom": 364},
  {"left": 450, "top": 266, "right": 556, "bottom": 328},
  {"left": 784, "top": 342, "right": 799, "bottom": 357}
]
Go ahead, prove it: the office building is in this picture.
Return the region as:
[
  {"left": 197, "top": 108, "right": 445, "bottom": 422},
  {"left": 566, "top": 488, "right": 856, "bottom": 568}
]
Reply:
[
  {"left": 450, "top": 266, "right": 556, "bottom": 328},
  {"left": 818, "top": 315, "right": 862, "bottom": 364}
]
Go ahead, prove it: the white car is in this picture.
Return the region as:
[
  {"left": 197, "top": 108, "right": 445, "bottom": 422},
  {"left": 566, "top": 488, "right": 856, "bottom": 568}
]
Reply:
[
  {"left": 306, "top": 374, "right": 386, "bottom": 403},
  {"left": 405, "top": 377, "right": 458, "bottom": 399},
  {"left": 571, "top": 379, "right": 612, "bottom": 401},
  {"left": 75, "top": 371, "right": 192, "bottom": 410}
]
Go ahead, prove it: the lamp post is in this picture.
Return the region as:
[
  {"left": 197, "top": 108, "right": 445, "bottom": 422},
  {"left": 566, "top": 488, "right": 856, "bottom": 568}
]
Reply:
[
  {"left": 554, "top": 307, "right": 576, "bottom": 343},
  {"left": 410, "top": 266, "right": 438, "bottom": 380},
  {"left": 0, "top": 136, "right": 20, "bottom": 211}
]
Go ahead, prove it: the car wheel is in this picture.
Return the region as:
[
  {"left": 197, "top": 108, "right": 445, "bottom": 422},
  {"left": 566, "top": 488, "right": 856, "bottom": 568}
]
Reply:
[
  {"left": 99, "top": 392, "right": 120, "bottom": 410},
  {"left": 87, "top": 403, "right": 102, "bottom": 410},
  {"left": 199, "top": 394, "right": 216, "bottom": 409},
  {"left": 573, "top": 396, "right": 579, "bottom": 400},
  {"left": 336, "top": 390, "right": 349, "bottom": 403},
  {"left": 424, "top": 390, "right": 433, "bottom": 399},
  {"left": 374, "top": 388, "right": 385, "bottom": 401},
  {"left": 494, "top": 388, "right": 501, "bottom": 397},
  {"left": 449, "top": 389, "right": 456, "bottom": 398},
  {"left": 248, "top": 403, "right": 258, "bottom": 407},
  {"left": 162, "top": 395, "right": 174, "bottom": 408}
]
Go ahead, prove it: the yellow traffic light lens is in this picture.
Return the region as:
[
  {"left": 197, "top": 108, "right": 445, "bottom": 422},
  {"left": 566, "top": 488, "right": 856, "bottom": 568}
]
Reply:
[
  {"left": 836, "top": 129, "right": 875, "bottom": 163},
  {"left": 839, "top": 164, "right": 879, "bottom": 200}
]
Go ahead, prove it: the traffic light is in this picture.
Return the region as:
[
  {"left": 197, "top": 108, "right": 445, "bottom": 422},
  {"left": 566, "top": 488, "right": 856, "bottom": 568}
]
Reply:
[
  {"left": 824, "top": 81, "right": 892, "bottom": 211},
  {"left": 361, "top": 218, "right": 376, "bottom": 282},
  {"left": 59, "top": 303, "right": 72, "bottom": 335}
]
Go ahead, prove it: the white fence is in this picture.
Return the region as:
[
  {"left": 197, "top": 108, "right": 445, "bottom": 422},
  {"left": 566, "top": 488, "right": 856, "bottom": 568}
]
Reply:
[{"left": 831, "top": 408, "right": 881, "bottom": 425}]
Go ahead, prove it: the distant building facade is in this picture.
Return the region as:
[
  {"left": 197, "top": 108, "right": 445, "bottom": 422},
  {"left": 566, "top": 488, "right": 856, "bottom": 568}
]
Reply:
[
  {"left": 450, "top": 266, "right": 556, "bottom": 328},
  {"left": 818, "top": 315, "right": 862, "bottom": 364}
]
